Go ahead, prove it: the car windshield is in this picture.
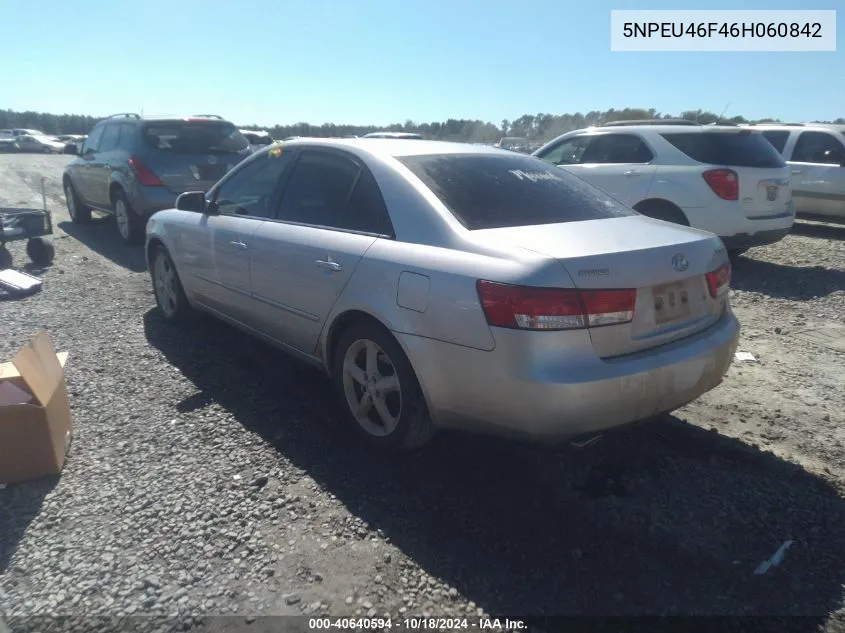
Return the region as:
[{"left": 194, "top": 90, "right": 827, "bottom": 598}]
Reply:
[
  {"left": 661, "top": 131, "right": 786, "bottom": 168},
  {"left": 397, "top": 152, "right": 636, "bottom": 230},
  {"left": 141, "top": 121, "right": 250, "bottom": 155}
]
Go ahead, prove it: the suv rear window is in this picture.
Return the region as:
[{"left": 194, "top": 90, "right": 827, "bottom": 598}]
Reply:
[
  {"left": 660, "top": 131, "right": 786, "bottom": 168},
  {"left": 397, "top": 153, "right": 636, "bottom": 230},
  {"left": 141, "top": 121, "right": 249, "bottom": 155}
]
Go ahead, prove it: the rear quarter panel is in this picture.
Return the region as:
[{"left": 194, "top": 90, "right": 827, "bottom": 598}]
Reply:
[{"left": 322, "top": 237, "right": 563, "bottom": 357}]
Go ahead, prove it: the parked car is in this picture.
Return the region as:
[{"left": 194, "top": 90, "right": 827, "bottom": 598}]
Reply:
[
  {"left": 748, "top": 123, "right": 845, "bottom": 222},
  {"left": 15, "top": 134, "right": 66, "bottom": 154},
  {"left": 362, "top": 132, "right": 423, "bottom": 139},
  {"left": 240, "top": 129, "right": 274, "bottom": 151},
  {"left": 533, "top": 120, "right": 795, "bottom": 255},
  {"left": 0, "top": 134, "right": 18, "bottom": 152},
  {"left": 56, "top": 134, "right": 87, "bottom": 154},
  {"left": 146, "top": 139, "right": 739, "bottom": 451},
  {"left": 63, "top": 113, "right": 252, "bottom": 245}
]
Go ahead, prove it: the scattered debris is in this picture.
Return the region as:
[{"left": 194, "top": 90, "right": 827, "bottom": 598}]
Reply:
[
  {"left": 735, "top": 351, "right": 757, "bottom": 362},
  {"left": 754, "top": 540, "right": 793, "bottom": 575}
]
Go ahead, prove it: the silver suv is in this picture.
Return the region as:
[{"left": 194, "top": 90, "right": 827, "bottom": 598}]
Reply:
[{"left": 63, "top": 113, "right": 252, "bottom": 244}]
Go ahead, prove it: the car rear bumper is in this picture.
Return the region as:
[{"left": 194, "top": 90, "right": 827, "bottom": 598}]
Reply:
[
  {"left": 125, "top": 185, "right": 180, "bottom": 218},
  {"left": 396, "top": 310, "right": 739, "bottom": 443},
  {"left": 721, "top": 225, "right": 792, "bottom": 250}
]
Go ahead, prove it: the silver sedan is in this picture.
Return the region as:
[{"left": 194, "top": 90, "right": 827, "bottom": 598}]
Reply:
[{"left": 145, "top": 139, "right": 739, "bottom": 451}]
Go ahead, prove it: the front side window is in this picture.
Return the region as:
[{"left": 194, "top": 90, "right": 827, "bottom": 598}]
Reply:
[
  {"left": 535, "top": 136, "right": 590, "bottom": 165},
  {"left": 397, "top": 153, "right": 636, "bottom": 230},
  {"left": 214, "top": 151, "right": 293, "bottom": 218},
  {"left": 277, "top": 152, "right": 361, "bottom": 228},
  {"left": 82, "top": 125, "right": 104, "bottom": 153},
  {"left": 98, "top": 123, "right": 120, "bottom": 153},
  {"left": 792, "top": 131, "right": 845, "bottom": 165},
  {"left": 580, "top": 134, "right": 654, "bottom": 164}
]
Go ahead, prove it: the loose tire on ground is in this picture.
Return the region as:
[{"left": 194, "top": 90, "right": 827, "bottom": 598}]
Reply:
[
  {"left": 150, "top": 245, "right": 193, "bottom": 322},
  {"left": 26, "top": 238, "right": 55, "bottom": 267},
  {"left": 331, "top": 319, "right": 436, "bottom": 452}
]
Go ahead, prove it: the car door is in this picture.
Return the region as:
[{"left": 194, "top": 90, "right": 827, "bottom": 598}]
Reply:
[
  {"left": 191, "top": 149, "right": 296, "bottom": 325},
  {"left": 248, "top": 149, "right": 389, "bottom": 354},
  {"left": 535, "top": 133, "right": 657, "bottom": 206},
  {"left": 784, "top": 130, "right": 845, "bottom": 218},
  {"left": 87, "top": 122, "right": 120, "bottom": 209},
  {"left": 72, "top": 124, "right": 105, "bottom": 204}
]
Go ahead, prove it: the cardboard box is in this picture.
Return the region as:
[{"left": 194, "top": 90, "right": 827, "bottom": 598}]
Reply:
[{"left": 0, "top": 331, "right": 72, "bottom": 483}]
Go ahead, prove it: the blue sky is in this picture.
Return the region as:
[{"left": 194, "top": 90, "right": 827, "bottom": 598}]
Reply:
[{"left": 2, "top": 0, "right": 841, "bottom": 127}]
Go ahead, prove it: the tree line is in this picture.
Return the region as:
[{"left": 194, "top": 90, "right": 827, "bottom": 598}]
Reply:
[{"left": 2, "top": 107, "right": 842, "bottom": 143}]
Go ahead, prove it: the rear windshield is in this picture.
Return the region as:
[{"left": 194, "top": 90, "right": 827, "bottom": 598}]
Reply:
[
  {"left": 397, "top": 153, "right": 636, "bottom": 230},
  {"left": 660, "top": 131, "right": 786, "bottom": 168},
  {"left": 141, "top": 121, "right": 249, "bottom": 155}
]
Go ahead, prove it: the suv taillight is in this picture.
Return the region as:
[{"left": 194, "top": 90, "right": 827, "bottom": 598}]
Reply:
[
  {"left": 706, "top": 262, "right": 731, "bottom": 298},
  {"left": 476, "top": 280, "right": 636, "bottom": 330},
  {"left": 128, "top": 156, "right": 163, "bottom": 187},
  {"left": 702, "top": 169, "right": 738, "bottom": 201}
]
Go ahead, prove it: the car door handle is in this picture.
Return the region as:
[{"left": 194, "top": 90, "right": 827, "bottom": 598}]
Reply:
[
  {"left": 315, "top": 259, "right": 342, "bottom": 272},
  {"left": 791, "top": 169, "right": 803, "bottom": 175},
  {"left": 623, "top": 170, "right": 641, "bottom": 177},
  {"left": 229, "top": 240, "right": 247, "bottom": 250}
]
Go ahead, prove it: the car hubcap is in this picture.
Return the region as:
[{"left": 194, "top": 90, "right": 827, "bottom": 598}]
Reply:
[
  {"left": 153, "top": 254, "right": 178, "bottom": 316},
  {"left": 65, "top": 186, "right": 76, "bottom": 219},
  {"left": 115, "top": 199, "right": 129, "bottom": 239},
  {"left": 342, "top": 339, "right": 402, "bottom": 437}
]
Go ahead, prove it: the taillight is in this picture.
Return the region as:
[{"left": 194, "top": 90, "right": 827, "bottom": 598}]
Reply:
[
  {"left": 702, "top": 169, "right": 738, "bottom": 201},
  {"left": 128, "top": 156, "right": 163, "bottom": 186},
  {"left": 476, "top": 280, "right": 636, "bottom": 331},
  {"left": 706, "top": 262, "right": 731, "bottom": 298}
]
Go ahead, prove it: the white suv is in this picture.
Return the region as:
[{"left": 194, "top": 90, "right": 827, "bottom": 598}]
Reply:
[
  {"left": 746, "top": 123, "right": 845, "bottom": 222},
  {"left": 532, "top": 121, "right": 795, "bottom": 254}
]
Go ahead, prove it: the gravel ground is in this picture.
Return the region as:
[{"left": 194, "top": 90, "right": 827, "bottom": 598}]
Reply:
[{"left": 1, "top": 153, "right": 845, "bottom": 633}]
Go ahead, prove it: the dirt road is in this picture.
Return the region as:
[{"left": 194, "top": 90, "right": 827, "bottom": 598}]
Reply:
[{"left": 1, "top": 153, "right": 844, "bottom": 632}]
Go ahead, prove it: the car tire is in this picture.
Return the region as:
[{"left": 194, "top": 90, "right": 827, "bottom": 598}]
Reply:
[
  {"left": 113, "top": 190, "right": 145, "bottom": 245},
  {"left": 634, "top": 200, "right": 690, "bottom": 226},
  {"left": 26, "top": 238, "right": 55, "bottom": 267},
  {"left": 64, "top": 181, "right": 92, "bottom": 224},
  {"left": 0, "top": 247, "right": 12, "bottom": 269},
  {"left": 150, "top": 245, "right": 193, "bottom": 322},
  {"left": 332, "top": 320, "right": 437, "bottom": 452}
]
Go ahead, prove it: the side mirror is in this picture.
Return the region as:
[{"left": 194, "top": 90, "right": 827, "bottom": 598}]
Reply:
[{"left": 175, "top": 191, "right": 209, "bottom": 213}]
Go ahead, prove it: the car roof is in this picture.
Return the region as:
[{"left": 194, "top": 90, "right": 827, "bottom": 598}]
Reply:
[
  {"left": 581, "top": 124, "right": 751, "bottom": 134},
  {"left": 278, "top": 137, "right": 506, "bottom": 158},
  {"left": 746, "top": 123, "right": 845, "bottom": 133}
]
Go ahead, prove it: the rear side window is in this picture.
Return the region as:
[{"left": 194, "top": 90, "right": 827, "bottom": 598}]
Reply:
[
  {"left": 760, "top": 130, "right": 790, "bottom": 154},
  {"left": 660, "top": 132, "right": 786, "bottom": 168},
  {"left": 278, "top": 151, "right": 360, "bottom": 228},
  {"left": 343, "top": 169, "right": 393, "bottom": 235},
  {"left": 397, "top": 153, "right": 636, "bottom": 230},
  {"left": 141, "top": 121, "right": 249, "bottom": 155}
]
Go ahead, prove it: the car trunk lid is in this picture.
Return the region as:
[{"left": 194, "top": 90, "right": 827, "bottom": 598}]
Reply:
[{"left": 472, "top": 216, "right": 730, "bottom": 358}]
